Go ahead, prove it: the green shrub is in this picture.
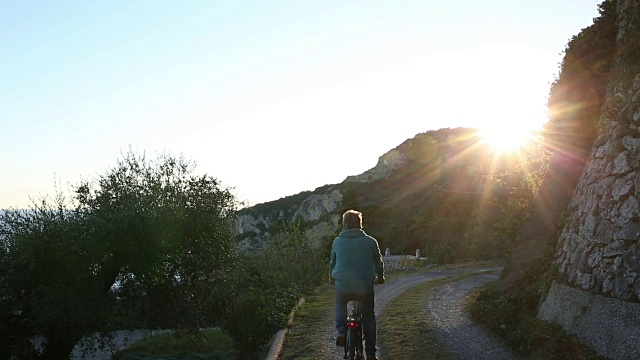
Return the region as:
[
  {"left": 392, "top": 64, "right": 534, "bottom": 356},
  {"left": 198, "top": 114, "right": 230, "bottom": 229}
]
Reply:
[
  {"left": 113, "top": 328, "right": 236, "bottom": 360},
  {"left": 221, "top": 220, "right": 329, "bottom": 359},
  {"left": 223, "top": 287, "right": 295, "bottom": 359}
]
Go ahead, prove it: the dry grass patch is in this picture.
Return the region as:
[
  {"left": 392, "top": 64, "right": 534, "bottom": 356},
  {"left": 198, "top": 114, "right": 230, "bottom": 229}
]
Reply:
[
  {"left": 378, "top": 273, "right": 481, "bottom": 360},
  {"left": 278, "top": 284, "right": 335, "bottom": 360}
]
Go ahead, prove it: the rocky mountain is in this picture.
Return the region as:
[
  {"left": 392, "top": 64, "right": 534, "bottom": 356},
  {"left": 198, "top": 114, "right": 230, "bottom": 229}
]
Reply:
[
  {"left": 235, "top": 127, "right": 549, "bottom": 263},
  {"left": 234, "top": 142, "right": 407, "bottom": 252},
  {"left": 235, "top": 134, "right": 412, "bottom": 253}
]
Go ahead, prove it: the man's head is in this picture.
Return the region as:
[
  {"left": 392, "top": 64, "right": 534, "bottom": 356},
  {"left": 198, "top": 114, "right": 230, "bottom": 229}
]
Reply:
[{"left": 343, "top": 210, "right": 363, "bottom": 229}]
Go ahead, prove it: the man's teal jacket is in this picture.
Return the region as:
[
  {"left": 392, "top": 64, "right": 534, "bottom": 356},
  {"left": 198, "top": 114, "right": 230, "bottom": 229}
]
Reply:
[{"left": 329, "top": 228, "right": 384, "bottom": 294}]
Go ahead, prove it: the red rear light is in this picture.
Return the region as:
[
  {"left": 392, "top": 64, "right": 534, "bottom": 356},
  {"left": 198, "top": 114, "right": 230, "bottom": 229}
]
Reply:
[{"left": 347, "top": 321, "right": 358, "bottom": 329}]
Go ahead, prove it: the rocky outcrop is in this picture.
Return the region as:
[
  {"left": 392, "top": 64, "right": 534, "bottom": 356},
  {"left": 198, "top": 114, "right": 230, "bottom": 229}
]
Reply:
[
  {"left": 293, "top": 190, "right": 342, "bottom": 222},
  {"left": 236, "top": 213, "right": 274, "bottom": 236},
  {"left": 344, "top": 149, "right": 409, "bottom": 183},
  {"left": 304, "top": 214, "right": 341, "bottom": 248},
  {"left": 235, "top": 189, "right": 343, "bottom": 251}
]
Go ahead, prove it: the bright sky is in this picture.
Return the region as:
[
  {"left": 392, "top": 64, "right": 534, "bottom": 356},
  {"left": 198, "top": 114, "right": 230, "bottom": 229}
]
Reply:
[{"left": 1, "top": 1, "right": 603, "bottom": 209}]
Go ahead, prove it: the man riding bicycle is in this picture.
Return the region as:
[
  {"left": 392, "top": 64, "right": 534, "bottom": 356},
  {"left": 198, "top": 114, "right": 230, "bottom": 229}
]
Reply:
[{"left": 330, "top": 210, "right": 385, "bottom": 360}]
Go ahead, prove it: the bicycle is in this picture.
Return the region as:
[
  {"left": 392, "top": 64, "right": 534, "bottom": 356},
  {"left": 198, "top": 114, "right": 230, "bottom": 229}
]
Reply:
[{"left": 343, "top": 296, "right": 365, "bottom": 360}]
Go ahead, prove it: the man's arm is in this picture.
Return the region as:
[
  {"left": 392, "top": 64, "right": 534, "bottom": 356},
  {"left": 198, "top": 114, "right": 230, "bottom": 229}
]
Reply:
[
  {"left": 372, "top": 240, "right": 385, "bottom": 283},
  {"left": 329, "top": 245, "right": 336, "bottom": 284}
]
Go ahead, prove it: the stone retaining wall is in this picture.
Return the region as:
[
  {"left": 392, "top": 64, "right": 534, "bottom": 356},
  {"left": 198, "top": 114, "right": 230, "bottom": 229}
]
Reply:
[
  {"left": 553, "top": 0, "right": 640, "bottom": 302},
  {"left": 538, "top": 281, "right": 640, "bottom": 360}
]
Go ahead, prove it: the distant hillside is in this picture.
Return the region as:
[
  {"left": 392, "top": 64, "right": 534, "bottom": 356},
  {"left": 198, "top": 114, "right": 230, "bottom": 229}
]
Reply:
[{"left": 236, "top": 127, "right": 550, "bottom": 263}]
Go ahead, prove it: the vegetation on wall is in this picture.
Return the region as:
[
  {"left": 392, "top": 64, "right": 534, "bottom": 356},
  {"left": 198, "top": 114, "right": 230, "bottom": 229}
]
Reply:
[
  {"left": 615, "top": 0, "right": 640, "bottom": 76},
  {"left": 545, "top": 0, "right": 617, "bottom": 150}
]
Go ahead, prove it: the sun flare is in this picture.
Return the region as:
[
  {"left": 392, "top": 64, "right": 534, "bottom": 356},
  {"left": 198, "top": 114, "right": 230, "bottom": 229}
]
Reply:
[{"left": 479, "top": 125, "right": 539, "bottom": 153}]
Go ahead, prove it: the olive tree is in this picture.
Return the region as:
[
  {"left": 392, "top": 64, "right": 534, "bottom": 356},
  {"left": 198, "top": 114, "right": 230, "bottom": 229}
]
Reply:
[{"left": 0, "top": 151, "right": 239, "bottom": 359}]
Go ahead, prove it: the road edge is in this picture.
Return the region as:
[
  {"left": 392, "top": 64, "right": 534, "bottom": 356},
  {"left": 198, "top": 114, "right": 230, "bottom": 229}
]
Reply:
[{"left": 264, "top": 297, "right": 306, "bottom": 360}]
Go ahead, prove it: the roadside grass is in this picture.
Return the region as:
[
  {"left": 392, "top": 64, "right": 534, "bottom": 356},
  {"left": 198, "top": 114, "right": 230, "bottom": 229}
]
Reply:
[
  {"left": 278, "top": 284, "right": 335, "bottom": 360},
  {"left": 469, "top": 253, "right": 607, "bottom": 360},
  {"left": 470, "top": 283, "right": 608, "bottom": 360},
  {"left": 378, "top": 271, "right": 493, "bottom": 360},
  {"left": 112, "top": 328, "right": 236, "bottom": 360}
]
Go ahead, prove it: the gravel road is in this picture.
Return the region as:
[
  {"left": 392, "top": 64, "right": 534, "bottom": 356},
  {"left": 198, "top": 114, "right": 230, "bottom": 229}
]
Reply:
[
  {"left": 423, "top": 272, "right": 517, "bottom": 360},
  {"left": 315, "top": 266, "right": 510, "bottom": 360}
]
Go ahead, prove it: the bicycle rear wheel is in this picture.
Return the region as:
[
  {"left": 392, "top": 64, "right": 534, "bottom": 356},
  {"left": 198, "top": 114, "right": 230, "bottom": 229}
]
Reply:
[
  {"left": 346, "top": 327, "right": 357, "bottom": 360},
  {"left": 356, "top": 327, "right": 364, "bottom": 360}
]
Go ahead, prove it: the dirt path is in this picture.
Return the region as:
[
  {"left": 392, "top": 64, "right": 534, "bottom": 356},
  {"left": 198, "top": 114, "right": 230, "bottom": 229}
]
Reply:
[
  {"left": 423, "top": 272, "right": 517, "bottom": 360},
  {"left": 315, "top": 266, "right": 506, "bottom": 360}
]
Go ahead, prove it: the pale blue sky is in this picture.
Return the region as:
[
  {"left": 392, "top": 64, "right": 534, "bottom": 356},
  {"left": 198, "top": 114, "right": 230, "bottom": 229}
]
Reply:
[{"left": 1, "top": 1, "right": 603, "bottom": 208}]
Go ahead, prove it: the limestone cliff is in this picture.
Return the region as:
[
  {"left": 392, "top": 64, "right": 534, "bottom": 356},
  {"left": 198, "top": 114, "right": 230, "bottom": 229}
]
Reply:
[{"left": 235, "top": 189, "right": 343, "bottom": 252}]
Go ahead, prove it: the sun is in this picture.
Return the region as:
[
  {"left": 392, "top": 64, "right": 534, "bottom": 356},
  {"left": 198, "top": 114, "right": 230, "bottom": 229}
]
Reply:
[{"left": 478, "top": 125, "right": 538, "bottom": 153}]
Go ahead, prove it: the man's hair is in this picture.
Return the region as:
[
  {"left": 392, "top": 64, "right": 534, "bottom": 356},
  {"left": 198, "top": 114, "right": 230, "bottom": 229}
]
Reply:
[{"left": 343, "top": 210, "right": 363, "bottom": 229}]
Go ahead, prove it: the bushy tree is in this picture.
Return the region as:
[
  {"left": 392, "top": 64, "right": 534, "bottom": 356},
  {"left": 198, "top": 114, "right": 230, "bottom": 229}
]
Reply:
[
  {"left": 0, "top": 151, "right": 239, "bottom": 359},
  {"left": 223, "top": 220, "right": 329, "bottom": 359}
]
